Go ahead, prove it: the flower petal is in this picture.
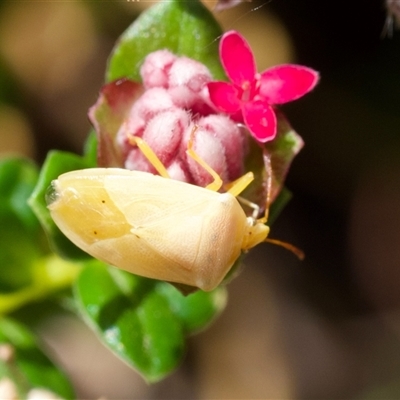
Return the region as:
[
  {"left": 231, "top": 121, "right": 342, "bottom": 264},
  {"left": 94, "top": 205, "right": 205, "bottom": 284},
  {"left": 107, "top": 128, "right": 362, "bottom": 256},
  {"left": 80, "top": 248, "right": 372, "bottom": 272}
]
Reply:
[
  {"left": 242, "top": 100, "right": 277, "bottom": 142},
  {"left": 207, "top": 81, "right": 241, "bottom": 113},
  {"left": 259, "top": 65, "right": 319, "bottom": 104},
  {"left": 220, "top": 30, "right": 256, "bottom": 86}
]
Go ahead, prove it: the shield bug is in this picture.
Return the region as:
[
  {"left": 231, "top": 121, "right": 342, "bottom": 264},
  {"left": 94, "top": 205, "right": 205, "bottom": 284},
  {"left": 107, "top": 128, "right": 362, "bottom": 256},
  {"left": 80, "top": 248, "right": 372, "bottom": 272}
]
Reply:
[{"left": 47, "top": 132, "right": 302, "bottom": 291}]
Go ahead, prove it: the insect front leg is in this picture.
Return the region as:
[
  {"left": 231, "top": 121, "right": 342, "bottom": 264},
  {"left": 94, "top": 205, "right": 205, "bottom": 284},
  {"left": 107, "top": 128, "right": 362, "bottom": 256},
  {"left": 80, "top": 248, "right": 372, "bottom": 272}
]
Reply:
[
  {"left": 186, "top": 126, "right": 223, "bottom": 192},
  {"left": 224, "top": 172, "right": 254, "bottom": 197},
  {"left": 236, "top": 195, "right": 260, "bottom": 220},
  {"left": 187, "top": 126, "right": 259, "bottom": 198},
  {"left": 128, "top": 135, "right": 170, "bottom": 178}
]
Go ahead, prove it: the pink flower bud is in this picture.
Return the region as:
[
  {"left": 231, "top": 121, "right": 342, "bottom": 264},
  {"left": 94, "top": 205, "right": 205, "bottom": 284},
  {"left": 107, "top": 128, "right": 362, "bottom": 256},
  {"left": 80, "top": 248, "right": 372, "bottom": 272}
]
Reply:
[
  {"left": 167, "top": 159, "right": 191, "bottom": 183},
  {"left": 168, "top": 85, "right": 199, "bottom": 109},
  {"left": 197, "top": 115, "right": 246, "bottom": 179},
  {"left": 168, "top": 57, "right": 212, "bottom": 91},
  {"left": 125, "top": 147, "right": 157, "bottom": 174},
  {"left": 183, "top": 123, "right": 229, "bottom": 187},
  {"left": 140, "top": 50, "right": 177, "bottom": 89},
  {"left": 133, "top": 87, "right": 175, "bottom": 121},
  {"left": 116, "top": 116, "right": 146, "bottom": 154},
  {"left": 168, "top": 57, "right": 212, "bottom": 109},
  {"left": 142, "top": 109, "right": 190, "bottom": 165}
]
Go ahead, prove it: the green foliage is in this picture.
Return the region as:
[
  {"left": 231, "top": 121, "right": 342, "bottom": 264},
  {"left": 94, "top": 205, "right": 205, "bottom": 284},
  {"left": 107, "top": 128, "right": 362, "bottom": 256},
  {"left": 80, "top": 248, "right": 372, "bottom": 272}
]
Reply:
[
  {"left": 0, "top": 158, "right": 42, "bottom": 292},
  {"left": 75, "top": 261, "right": 226, "bottom": 382}
]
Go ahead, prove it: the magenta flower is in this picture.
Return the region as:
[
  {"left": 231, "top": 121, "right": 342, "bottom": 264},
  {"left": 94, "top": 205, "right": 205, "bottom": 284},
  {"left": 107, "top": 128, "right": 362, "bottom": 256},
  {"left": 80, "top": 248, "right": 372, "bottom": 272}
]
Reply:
[{"left": 207, "top": 30, "right": 319, "bottom": 142}]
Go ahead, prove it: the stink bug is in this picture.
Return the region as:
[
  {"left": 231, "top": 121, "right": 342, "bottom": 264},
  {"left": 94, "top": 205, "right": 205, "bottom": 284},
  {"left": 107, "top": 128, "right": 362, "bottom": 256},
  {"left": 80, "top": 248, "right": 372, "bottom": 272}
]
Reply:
[{"left": 47, "top": 131, "right": 302, "bottom": 291}]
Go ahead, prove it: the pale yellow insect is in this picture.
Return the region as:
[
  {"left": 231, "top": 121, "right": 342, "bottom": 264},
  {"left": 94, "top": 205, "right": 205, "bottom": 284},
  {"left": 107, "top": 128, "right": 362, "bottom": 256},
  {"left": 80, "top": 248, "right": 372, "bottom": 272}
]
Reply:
[{"left": 47, "top": 133, "right": 302, "bottom": 291}]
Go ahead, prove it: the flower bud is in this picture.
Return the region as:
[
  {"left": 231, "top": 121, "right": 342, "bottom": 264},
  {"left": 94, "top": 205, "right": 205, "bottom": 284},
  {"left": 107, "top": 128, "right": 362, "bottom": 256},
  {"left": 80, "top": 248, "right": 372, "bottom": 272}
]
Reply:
[
  {"left": 142, "top": 109, "right": 190, "bottom": 166},
  {"left": 133, "top": 87, "right": 175, "bottom": 121},
  {"left": 183, "top": 123, "right": 229, "bottom": 187},
  {"left": 168, "top": 56, "right": 212, "bottom": 110},
  {"left": 140, "top": 49, "right": 177, "bottom": 89},
  {"left": 196, "top": 115, "right": 246, "bottom": 179}
]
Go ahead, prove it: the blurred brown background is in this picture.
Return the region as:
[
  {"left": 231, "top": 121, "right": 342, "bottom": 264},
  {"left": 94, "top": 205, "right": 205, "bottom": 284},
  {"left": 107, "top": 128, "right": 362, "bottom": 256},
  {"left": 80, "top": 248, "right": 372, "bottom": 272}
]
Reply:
[{"left": 1, "top": 0, "right": 400, "bottom": 398}]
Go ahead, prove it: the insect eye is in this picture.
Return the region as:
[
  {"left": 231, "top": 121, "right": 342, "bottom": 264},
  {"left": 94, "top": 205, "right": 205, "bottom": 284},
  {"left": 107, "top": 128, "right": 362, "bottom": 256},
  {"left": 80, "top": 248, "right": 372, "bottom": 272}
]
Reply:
[
  {"left": 247, "top": 216, "right": 257, "bottom": 227},
  {"left": 45, "top": 181, "right": 59, "bottom": 206}
]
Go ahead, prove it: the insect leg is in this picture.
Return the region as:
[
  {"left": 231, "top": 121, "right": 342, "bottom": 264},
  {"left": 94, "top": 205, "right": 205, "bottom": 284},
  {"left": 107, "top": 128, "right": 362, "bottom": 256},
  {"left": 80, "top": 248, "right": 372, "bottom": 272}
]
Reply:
[
  {"left": 237, "top": 195, "right": 260, "bottom": 219},
  {"left": 224, "top": 172, "right": 254, "bottom": 197},
  {"left": 128, "top": 135, "right": 170, "bottom": 178},
  {"left": 186, "top": 126, "right": 223, "bottom": 192}
]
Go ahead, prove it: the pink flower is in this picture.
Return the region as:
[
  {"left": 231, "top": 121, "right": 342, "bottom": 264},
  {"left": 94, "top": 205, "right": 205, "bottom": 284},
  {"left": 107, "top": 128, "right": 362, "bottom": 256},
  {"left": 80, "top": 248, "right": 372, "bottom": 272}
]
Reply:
[{"left": 207, "top": 30, "right": 319, "bottom": 143}]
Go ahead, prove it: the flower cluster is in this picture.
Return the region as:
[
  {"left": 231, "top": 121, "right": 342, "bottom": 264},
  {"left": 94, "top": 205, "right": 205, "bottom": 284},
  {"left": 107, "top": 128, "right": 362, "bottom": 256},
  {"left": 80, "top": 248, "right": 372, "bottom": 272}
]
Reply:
[
  {"left": 89, "top": 30, "right": 318, "bottom": 201},
  {"left": 114, "top": 50, "right": 247, "bottom": 187}
]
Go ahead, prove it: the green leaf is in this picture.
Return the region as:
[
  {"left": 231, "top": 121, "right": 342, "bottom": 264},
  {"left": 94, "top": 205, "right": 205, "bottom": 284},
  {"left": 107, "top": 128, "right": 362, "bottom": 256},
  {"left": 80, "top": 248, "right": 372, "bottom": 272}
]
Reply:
[
  {"left": 0, "top": 212, "right": 40, "bottom": 292},
  {"left": 0, "top": 158, "right": 40, "bottom": 232},
  {"left": 0, "top": 317, "right": 74, "bottom": 399},
  {"left": 0, "top": 158, "right": 45, "bottom": 292},
  {"left": 75, "top": 261, "right": 227, "bottom": 382},
  {"left": 28, "top": 150, "right": 95, "bottom": 260},
  {"left": 156, "top": 282, "right": 227, "bottom": 333},
  {"left": 106, "top": 0, "right": 224, "bottom": 82}
]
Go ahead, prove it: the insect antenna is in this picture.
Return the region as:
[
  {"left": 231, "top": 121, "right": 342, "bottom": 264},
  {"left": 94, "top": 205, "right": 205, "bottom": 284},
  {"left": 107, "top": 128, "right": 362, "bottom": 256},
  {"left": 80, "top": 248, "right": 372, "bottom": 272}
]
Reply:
[{"left": 264, "top": 238, "right": 305, "bottom": 260}]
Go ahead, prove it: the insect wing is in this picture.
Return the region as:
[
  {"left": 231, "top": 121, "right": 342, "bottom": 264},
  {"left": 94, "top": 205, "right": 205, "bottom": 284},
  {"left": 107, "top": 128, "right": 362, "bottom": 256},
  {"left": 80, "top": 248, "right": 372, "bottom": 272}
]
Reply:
[
  {"left": 48, "top": 169, "right": 245, "bottom": 290},
  {"left": 103, "top": 170, "right": 245, "bottom": 289}
]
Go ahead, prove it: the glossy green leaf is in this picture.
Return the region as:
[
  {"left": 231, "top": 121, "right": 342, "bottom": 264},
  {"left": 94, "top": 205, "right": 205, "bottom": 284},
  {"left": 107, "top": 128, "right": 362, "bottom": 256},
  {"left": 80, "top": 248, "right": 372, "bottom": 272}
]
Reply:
[
  {"left": 107, "top": 0, "right": 224, "bottom": 83},
  {"left": 0, "top": 317, "right": 74, "bottom": 399},
  {"left": 28, "top": 150, "right": 96, "bottom": 260},
  {"left": 156, "top": 282, "right": 227, "bottom": 333},
  {"left": 75, "top": 261, "right": 227, "bottom": 382},
  {"left": 0, "top": 212, "right": 39, "bottom": 292},
  {"left": 0, "top": 158, "right": 40, "bottom": 232},
  {"left": 0, "top": 158, "right": 45, "bottom": 292}
]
